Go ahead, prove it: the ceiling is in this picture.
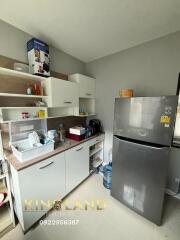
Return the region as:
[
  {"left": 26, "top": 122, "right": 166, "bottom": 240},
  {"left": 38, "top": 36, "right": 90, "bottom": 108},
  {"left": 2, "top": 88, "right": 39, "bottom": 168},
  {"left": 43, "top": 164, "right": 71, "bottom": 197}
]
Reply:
[{"left": 0, "top": 0, "right": 180, "bottom": 62}]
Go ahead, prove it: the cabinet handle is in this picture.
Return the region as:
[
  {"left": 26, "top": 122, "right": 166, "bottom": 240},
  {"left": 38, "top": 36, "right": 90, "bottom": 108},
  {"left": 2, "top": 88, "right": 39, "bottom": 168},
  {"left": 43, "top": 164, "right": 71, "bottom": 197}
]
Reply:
[
  {"left": 76, "top": 147, "right": 83, "bottom": 151},
  {"left": 39, "top": 161, "right": 54, "bottom": 170},
  {"left": 64, "top": 101, "right": 72, "bottom": 104},
  {"left": 86, "top": 93, "right": 92, "bottom": 96}
]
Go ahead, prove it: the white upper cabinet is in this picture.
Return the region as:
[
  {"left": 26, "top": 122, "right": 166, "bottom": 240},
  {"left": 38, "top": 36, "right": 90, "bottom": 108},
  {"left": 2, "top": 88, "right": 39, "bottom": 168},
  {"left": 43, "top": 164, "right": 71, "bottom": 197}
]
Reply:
[
  {"left": 69, "top": 74, "right": 95, "bottom": 98},
  {"left": 43, "top": 77, "right": 79, "bottom": 107}
]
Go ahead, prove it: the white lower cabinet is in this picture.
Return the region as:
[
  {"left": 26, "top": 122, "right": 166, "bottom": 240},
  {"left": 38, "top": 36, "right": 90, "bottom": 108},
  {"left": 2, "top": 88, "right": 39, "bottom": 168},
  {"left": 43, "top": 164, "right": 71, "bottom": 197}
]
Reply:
[
  {"left": 11, "top": 153, "right": 66, "bottom": 231},
  {"left": 65, "top": 142, "right": 89, "bottom": 193},
  {"left": 10, "top": 136, "right": 103, "bottom": 231}
]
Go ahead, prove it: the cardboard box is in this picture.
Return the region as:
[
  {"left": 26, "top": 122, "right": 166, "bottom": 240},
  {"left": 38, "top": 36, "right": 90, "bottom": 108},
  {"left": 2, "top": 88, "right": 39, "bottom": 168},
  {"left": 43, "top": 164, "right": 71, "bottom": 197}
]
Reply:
[
  {"left": 27, "top": 38, "right": 50, "bottom": 77},
  {"left": 69, "top": 126, "right": 86, "bottom": 135}
]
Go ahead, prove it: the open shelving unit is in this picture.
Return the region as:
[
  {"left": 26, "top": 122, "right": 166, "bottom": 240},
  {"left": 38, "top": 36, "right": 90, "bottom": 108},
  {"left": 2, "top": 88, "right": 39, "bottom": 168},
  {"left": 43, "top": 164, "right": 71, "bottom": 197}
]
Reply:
[
  {"left": 0, "top": 67, "right": 49, "bottom": 123},
  {"left": 0, "top": 131, "right": 15, "bottom": 237},
  {"left": 47, "top": 107, "right": 77, "bottom": 119},
  {"left": 0, "top": 67, "right": 88, "bottom": 122},
  {"left": 0, "top": 204, "right": 13, "bottom": 238},
  {"left": 0, "top": 93, "right": 48, "bottom": 99},
  {"left": 0, "top": 67, "right": 46, "bottom": 82},
  {"left": 0, "top": 107, "right": 48, "bottom": 123},
  {"left": 89, "top": 138, "right": 104, "bottom": 173},
  {"left": 0, "top": 67, "right": 97, "bottom": 122},
  {"left": 79, "top": 98, "right": 95, "bottom": 116},
  {"left": 90, "top": 146, "right": 103, "bottom": 157},
  {"left": 0, "top": 177, "right": 9, "bottom": 204}
]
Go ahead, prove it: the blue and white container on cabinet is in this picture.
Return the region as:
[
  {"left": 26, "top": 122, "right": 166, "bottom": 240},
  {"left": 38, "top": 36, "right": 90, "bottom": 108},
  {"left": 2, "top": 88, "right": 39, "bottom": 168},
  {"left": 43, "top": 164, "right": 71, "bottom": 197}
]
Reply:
[
  {"left": 103, "top": 162, "right": 112, "bottom": 189},
  {"left": 27, "top": 38, "right": 50, "bottom": 77}
]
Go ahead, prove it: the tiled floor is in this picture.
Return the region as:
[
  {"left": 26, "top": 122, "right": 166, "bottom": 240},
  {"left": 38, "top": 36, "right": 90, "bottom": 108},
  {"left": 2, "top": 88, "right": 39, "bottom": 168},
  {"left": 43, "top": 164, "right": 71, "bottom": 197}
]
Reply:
[{"left": 1, "top": 174, "right": 180, "bottom": 240}]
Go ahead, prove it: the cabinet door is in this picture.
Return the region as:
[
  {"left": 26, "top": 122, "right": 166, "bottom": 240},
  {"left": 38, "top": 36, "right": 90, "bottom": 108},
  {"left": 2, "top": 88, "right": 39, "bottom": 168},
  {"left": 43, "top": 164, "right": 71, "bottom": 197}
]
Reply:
[
  {"left": 78, "top": 75, "right": 95, "bottom": 98},
  {"left": 65, "top": 142, "right": 89, "bottom": 193},
  {"left": 47, "top": 77, "right": 79, "bottom": 107},
  {"left": 69, "top": 74, "right": 95, "bottom": 98},
  {"left": 18, "top": 153, "right": 65, "bottom": 230}
]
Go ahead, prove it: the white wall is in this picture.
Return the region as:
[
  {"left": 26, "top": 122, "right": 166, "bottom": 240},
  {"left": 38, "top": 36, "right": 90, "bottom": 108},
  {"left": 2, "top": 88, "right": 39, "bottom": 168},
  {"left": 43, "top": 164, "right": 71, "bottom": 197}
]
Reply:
[
  {"left": 86, "top": 32, "right": 180, "bottom": 191},
  {"left": 0, "top": 19, "right": 85, "bottom": 74}
]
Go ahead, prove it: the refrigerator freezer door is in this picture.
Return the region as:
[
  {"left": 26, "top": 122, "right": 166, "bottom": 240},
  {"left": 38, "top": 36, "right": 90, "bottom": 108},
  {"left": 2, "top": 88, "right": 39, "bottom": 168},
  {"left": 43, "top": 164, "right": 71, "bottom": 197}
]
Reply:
[
  {"left": 111, "top": 135, "right": 169, "bottom": 225},
  {"left": 114, "top": 96, "right": 178, "bottom": 146}
]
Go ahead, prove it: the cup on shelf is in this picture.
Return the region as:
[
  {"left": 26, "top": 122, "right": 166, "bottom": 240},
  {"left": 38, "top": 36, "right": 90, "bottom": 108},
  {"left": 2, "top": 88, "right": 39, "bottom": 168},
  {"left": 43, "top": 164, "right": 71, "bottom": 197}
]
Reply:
[
  {"left": 21, "top": 112, "right": 29, "bottom": 119},
  {"left": 33, "top": 82, "right": 41, "bottom": 95}
]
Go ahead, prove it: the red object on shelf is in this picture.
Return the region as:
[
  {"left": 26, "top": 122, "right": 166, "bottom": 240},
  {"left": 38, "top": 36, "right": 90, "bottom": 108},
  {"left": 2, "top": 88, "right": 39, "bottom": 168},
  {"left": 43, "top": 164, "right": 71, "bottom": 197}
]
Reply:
[
  {"left": 66, "top": 132, "right": 85, "bottom": 141},
  {"left": 21, "top": 112, "right": 29, "bottom": 119},
  {"left": 33, "top": 82, "right": 41, "bottom": 95}
]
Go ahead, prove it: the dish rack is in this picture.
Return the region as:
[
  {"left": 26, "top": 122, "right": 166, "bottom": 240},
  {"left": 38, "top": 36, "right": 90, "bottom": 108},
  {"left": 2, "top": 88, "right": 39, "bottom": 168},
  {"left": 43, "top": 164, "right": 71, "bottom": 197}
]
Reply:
[
  {"left": 11, "top": 139, "right": 54, "bottom": 162},
  {"left": 9, "top": 119, "right": 54, "bottom": 162}
]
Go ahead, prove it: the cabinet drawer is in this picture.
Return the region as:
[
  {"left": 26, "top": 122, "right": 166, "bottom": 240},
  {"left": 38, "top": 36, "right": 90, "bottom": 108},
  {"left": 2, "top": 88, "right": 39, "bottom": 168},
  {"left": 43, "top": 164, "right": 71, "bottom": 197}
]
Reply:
[{"left": 89, "top": 135, "right": 105, "bottom": 147}]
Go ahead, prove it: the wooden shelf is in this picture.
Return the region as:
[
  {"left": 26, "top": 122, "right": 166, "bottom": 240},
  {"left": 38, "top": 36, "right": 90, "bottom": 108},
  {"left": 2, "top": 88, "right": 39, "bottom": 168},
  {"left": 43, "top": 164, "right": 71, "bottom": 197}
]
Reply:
[
  {"left": 47, "top": 114, "right": 72, "bottom": 119},
  {"left": 0, "top": 67, "right": 47, "bottom": 81},
  {"left": 90, "top": 147, "right": 103, "bottom": 157},
  {"left": 0, "top": 115, "right": 71, "bottom": 123},
  {"left": 0, "top": 106, "right": 47, "bottom": 109},
  {"left": 0, "top": 205, "right": 13, "bottom": 238},
  {"left": 92, "top": 158, "right": 103, "bottom": 168},
  {"left": 0, "top": 107, "right": 48, "bottom": 123},
  {"left": 0, "top": 93, "right": 48, "bottom": 99},
  {"left": 78, "top": 114, "right": 96, "bottom": 117},
  {"left": 1, "top": 117, "right": 47, "bottom": 123}
]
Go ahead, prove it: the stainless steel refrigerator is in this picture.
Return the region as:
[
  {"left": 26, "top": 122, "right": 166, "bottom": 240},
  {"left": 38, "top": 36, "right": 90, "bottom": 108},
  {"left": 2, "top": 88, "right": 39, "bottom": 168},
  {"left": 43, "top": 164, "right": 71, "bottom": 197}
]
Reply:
[{"left": 111, "top": 96, "right": 178, "bottom": 225}]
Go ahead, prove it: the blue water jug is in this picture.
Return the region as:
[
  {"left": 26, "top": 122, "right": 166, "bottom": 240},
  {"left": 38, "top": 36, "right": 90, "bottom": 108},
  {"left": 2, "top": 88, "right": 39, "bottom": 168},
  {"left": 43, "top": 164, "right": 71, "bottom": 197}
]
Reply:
[{"left": 103, "top": 162, "right": 112, "bottom": 189}]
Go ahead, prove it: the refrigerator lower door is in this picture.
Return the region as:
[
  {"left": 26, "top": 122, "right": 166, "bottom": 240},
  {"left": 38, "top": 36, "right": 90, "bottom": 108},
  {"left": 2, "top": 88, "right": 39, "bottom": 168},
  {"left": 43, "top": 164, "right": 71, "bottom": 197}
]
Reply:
[{"left": 111, "top": 135, "right": 169, "bottom": 225}]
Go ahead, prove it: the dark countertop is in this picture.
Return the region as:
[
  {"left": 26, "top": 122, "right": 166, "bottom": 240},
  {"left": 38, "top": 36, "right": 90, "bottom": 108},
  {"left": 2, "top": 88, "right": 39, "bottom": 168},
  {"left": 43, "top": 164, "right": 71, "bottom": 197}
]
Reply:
[{"left": 4, "top": 133, "right": 104, "bottom": 171}]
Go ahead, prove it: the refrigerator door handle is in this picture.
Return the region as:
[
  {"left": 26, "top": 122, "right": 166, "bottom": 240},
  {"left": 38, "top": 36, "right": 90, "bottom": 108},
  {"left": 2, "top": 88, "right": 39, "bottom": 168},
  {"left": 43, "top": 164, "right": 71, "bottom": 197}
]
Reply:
[
  {"left": 114, "top": 135, "right": 168, "bottom": 150},
  {"left": 145, "top": 145, "right": 169, "bottom": 150}
]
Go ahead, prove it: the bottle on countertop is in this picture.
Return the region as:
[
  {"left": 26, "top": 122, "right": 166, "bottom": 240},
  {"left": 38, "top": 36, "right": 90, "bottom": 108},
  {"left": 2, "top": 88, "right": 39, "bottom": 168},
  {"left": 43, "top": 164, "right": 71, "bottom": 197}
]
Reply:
[{"left": 57, "top": 123, "right": 65, "bottom": 143}]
